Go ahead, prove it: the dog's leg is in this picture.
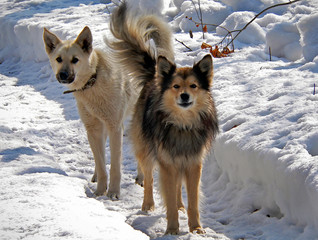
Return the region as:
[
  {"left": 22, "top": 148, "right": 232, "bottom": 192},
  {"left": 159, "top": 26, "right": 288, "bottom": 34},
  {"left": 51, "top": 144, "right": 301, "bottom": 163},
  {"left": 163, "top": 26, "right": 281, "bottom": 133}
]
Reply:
[
  {"left": 185, "top": 163, "right": 205, "bottom": 234},
  {"left": 86, "top": 120, "right": 108, "bottom": 196},
  {"left": 78, "top": 103, "right": 107, "bottom": 195},
  {"left": 107, "top": 126, "right": 123, "bottom": 200},
  {"left": 159, "top": 163, "right": 179, "bottom": 235},
  {"left": 141, "top": 162, "right": 154, "bottom": 211},
  {"left": 135, "top": 149, "right": 154, "bottom": 211},
  {"left": 135, "top": 163, "right": 144, "bottom": 187},
  {"left": 177, "top": 177, "right": 185, "bottom": 213}
]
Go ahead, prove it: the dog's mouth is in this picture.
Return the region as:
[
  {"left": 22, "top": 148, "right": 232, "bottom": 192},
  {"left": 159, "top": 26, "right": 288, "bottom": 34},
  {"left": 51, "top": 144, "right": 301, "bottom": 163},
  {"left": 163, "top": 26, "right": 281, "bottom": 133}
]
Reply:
[{"left": 178, "top": 102, "right": 193, "bottom": 108}]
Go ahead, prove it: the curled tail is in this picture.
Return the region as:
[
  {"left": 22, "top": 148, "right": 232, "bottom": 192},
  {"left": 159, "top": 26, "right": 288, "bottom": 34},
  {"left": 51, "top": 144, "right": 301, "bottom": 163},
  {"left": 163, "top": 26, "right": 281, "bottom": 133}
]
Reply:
[{"left": 107, "top": 2, "right": 174, "bottom": 86}]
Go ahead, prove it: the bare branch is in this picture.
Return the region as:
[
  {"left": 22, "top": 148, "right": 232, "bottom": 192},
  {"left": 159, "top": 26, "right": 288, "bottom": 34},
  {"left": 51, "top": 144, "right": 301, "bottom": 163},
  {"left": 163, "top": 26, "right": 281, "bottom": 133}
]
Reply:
[
  {"left": 186, "top": 0, "right": 301, "bottom": 54},
  {"left": 225, "top": 0, "right": 301, "bottom": 48},
  {"left": 191, "top": 0, "right": 205, "bottom": 39},
  {"left": 175, "top": 38, "right": 193, "bottom": 51}
]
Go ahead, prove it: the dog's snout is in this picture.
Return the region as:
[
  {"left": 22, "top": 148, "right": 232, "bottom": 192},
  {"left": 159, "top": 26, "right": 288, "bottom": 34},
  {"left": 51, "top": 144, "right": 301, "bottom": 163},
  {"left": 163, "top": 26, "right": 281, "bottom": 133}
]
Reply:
[
  {"left": 56, "top": 71, "right": 74, "bottom": 84},
  {"left": 59, "top": 71, "right": 69, "bottom": 81},
  {"left": 180, "top": 93, "right": 189, "bottom": 102}
]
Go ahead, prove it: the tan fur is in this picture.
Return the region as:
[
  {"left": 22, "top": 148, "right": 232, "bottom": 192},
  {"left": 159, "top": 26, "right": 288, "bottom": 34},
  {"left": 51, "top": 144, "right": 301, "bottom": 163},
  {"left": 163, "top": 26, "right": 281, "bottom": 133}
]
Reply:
[{"left": 43, "top": 27, "right": 139, "bottom": 199}]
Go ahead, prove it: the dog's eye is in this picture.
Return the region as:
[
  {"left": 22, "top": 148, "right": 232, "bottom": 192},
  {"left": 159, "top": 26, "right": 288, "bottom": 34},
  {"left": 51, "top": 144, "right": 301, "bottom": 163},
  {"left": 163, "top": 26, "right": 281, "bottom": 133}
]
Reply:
[
  {"left": 71, "top": 57, "right": 79, "bottom": 64},
  {"left": 173, "top": 84, "right": 180, "bottom": 89},
  {"left": 190, "top": 84, "right": 197, "bottom": 88},
  {"left": 56, "top": 57, "right": 62, "bottom": 63}
]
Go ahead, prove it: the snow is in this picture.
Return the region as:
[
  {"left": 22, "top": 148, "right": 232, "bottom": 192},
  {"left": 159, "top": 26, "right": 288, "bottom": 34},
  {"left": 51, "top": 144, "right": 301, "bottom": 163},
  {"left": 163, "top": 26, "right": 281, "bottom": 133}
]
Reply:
[
  {"left": 175, "top": 1, "right": 231, "bottom": 32},
  {"left": 216, "top": 11, "right": 266, "bottom": 45},
  {"left": 0, "top": 0, "right": 318, "bottom": 239},
  {"left": 298, "top": 13, "right": 318, "bottom": 62},
  {"left": 265, "top": 22, "right": 302, "bottom": 61}
]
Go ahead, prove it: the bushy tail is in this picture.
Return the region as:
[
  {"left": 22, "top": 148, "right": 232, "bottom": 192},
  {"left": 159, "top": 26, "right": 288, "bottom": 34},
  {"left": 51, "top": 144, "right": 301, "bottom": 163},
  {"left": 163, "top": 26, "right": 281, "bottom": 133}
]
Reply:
[{"left": 107, "top": 2, "right": 174, "bottom": 86}]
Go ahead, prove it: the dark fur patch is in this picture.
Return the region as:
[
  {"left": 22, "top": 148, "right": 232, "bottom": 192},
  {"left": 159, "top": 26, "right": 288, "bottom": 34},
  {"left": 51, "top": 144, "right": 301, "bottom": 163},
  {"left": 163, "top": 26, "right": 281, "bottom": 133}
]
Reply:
[
  {"left": 47, "top": 42, "right": 56, "bottom": 52},
  {"left": 193, "top": 66, "right": 211, "bottom": 91},
  {"left": 158, "top": 57, "right": 176, "bottom": 93},
  {"left": 82, "top": 39, "right": 91, "bottom": 53}
]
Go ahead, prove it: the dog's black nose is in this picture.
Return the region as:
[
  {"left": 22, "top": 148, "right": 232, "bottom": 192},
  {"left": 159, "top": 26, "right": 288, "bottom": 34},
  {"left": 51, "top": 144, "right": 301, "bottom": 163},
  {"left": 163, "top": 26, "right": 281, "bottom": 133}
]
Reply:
[
  {"left": 180, "top": 93, "right": 189, "bottom": 102},
  {"left": 59, "top": 71, "right": 69, "bottom": 81}
]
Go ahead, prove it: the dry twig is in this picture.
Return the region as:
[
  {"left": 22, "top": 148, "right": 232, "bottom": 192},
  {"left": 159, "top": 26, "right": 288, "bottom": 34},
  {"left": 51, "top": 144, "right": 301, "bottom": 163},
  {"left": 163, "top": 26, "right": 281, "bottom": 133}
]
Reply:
[
  {"left": 186, "top": 0, "right": 301, "bottom": 56},
  {"left": 175, "top": 38, "right": 193, "bottom": 51},
  {"left": 224, "top": 0, "right": 301, "bottom": 48}
]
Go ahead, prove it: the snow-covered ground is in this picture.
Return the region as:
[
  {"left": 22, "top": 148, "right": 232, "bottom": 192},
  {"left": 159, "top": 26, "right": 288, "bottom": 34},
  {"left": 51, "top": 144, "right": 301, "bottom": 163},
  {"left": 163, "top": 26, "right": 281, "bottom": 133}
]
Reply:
[{"left": 1, "top": 0, "right": 318, "bottom": 239}]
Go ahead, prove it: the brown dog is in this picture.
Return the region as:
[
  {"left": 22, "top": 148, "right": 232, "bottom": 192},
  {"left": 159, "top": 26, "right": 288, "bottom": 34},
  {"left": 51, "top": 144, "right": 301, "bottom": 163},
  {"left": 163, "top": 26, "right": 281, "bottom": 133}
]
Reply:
[{"left": 108, "top": 3, "right": 218, "bottom": 234}]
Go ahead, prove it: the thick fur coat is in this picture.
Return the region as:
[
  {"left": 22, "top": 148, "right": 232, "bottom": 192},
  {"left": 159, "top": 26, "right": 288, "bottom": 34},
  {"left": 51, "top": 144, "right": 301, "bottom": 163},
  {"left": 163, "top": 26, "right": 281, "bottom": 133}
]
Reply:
[{"left": 108, "top": 2, "right": 218, "bottom": 234}]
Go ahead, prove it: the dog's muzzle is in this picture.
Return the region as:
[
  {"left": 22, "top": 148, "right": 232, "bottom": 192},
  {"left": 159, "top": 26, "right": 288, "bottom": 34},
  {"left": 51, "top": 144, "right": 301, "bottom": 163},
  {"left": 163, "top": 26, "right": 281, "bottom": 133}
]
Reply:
[
  {"left": 56, "top": 71, "right": 75, "bottom": 84},
  {"left": 178, "top": 93, "right": 193, "bottom": 108}
]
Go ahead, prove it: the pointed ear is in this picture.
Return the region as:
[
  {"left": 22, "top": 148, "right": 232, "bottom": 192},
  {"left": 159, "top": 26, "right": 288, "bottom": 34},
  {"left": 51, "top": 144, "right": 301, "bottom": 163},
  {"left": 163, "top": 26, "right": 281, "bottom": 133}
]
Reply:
[
  {"left": 157, "top": 56, "right": 176, "bottom": 78},
  {"left": 194, "top": 54, "right": 213, "bottom": 77},
  {"left": 157, "top": 56, "right": 176, "bottom": 92},
  {"left": 75, "top": 26, "right": 93, "bottom": 54},
  {"left": 43, "top": 28, "right": 61, "bottom": 54},
  {"left": 193, "top": 54, "right": 213, "bottom": 88}
]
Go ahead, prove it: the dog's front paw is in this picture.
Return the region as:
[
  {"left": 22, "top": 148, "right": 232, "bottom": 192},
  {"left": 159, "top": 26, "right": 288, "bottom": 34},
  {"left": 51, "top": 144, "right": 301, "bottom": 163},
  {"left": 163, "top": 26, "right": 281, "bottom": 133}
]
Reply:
[
  {"left": 94, "top": 188, "right": 106, "bottom": 196},
  {"left": 142, "top": 201, "right": 155, "bottom": 212},
  {"left": 94, "top": 180, "right": 107, "bottom": 196},
  {"left": 190, "top": 227, "right": 206, "bottom": 234},
  {"left": 107, "top": 190, "right": 120, "bottom": 200},
  {"left": 165, "top": 228, "right": 179, "bottom": 235}
]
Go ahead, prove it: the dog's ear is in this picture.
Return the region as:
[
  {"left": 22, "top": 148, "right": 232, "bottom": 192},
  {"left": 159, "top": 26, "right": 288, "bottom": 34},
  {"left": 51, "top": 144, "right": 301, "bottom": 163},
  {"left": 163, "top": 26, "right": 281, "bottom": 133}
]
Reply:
[
  {"left": 157, "top": 56, "right": 176, "bottom": 91},
  {"left": 157, "top": 56, "right": 176, "bottom": 79},
  {"left": 43, "top": 28, "right": 61, "bottom": 54},
  {"left": 75, "top": 26, "right": 93, "bottom": 54},
  {"left": 193, "top": 54, "right": 213, "bottom": 89}
]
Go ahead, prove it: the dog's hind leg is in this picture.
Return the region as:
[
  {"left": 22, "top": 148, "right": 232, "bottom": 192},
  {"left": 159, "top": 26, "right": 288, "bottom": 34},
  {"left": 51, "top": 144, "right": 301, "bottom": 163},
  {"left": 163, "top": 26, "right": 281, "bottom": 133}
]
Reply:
[
  {"left": 137, "top": 152, "right": 154, "bottom": 211},
  {"left": 107, "top": 126, "right": 123, "bottom": 200},
  {"left": 185, "top": 163, "right": 205, "bottom": 234},
  {"left": 141, "top": 164, "right": 154, "bottom": 211},
  {"left": 135, "top": 163, "right": 144, "bottom": 187},
  {"left": 177, "top": 177, "right": 185, "bottom": 213}
]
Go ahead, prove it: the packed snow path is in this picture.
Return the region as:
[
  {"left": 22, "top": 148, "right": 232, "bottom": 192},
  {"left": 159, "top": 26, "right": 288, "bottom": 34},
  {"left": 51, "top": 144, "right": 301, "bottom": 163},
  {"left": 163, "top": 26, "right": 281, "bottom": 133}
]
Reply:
[{"left": 1, "top": 1, "right": 318, "bottom": 239}]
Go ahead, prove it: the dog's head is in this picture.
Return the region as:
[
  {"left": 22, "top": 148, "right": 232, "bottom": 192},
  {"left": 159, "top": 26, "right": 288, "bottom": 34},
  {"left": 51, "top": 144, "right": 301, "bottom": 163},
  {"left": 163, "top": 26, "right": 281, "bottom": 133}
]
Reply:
[
  {"left": 157, "top": 54, "right": 213, "bottom": 117},
  {"left": 43, "top": 27, "right": 93, "bottom": 88}
]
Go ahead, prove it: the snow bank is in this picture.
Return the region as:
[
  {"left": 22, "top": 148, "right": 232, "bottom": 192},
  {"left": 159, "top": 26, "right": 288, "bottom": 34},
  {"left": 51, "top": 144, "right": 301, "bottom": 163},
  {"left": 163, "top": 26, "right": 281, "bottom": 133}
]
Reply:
[
  {"left": 0, "top": 1, "right": 110, "bottom": 63},
  {"left": 212, "top": 137, "right": 318, "bottom": 229},
  {"left": 219, "top": 0, "right": 288, "bottom": 13},
  {"left": 216, "top": 11, "right": 266, "bottom": 45},
  {"left": 298, "top": 13, "right": 318, "bottom": 62},
  {"left": 265, "top": 22, "right": 302, "bottom": 61},
  {"left": 209, "top": 43, "right": 318, "bottom": 234},
  {"left": 256, "top": 13, "right": 289, "bottom": 28},
  {"left": 172, "top": 0, "right": 231, "bottom": 33}
]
